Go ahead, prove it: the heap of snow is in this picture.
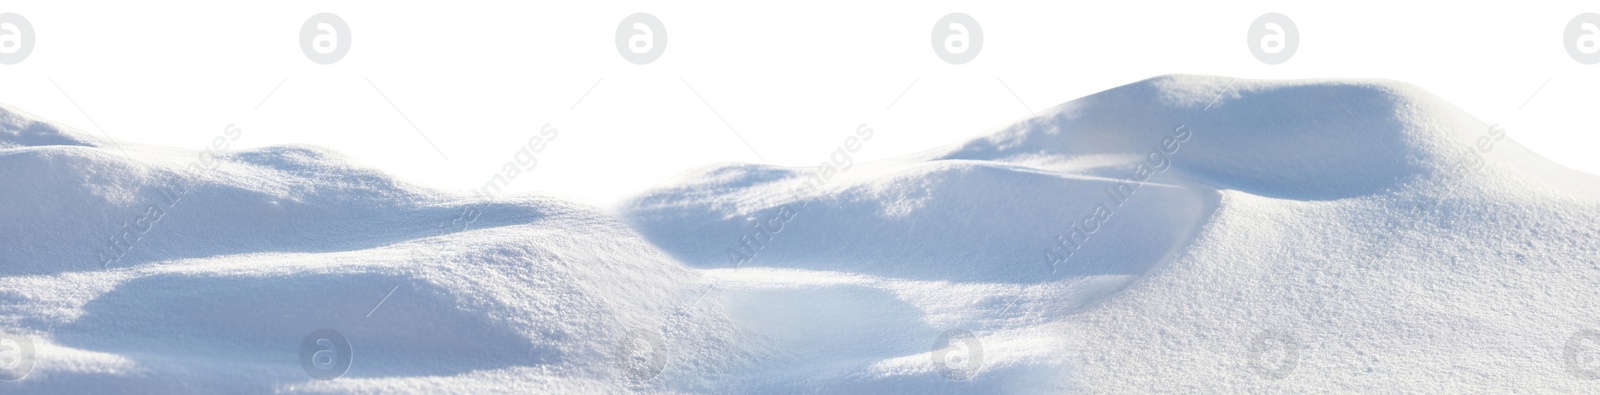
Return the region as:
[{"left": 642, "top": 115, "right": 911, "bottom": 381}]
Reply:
[
  {"left": 0, "top": 104, "right": 743, "bottom": 393},
  {"left": 5, "top": 75, "right": 1600, "bottom": 393},
  {"left": 620, "top": 75, "right": 1600, "bottom": 392}
]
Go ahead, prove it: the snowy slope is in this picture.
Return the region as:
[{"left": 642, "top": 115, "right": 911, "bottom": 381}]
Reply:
[
  {"left": 4, "top": 75, "right": 1600, "bottom": 393},
  {"left": 619, "top": 75, "right": 1600, "bottom": 392}
]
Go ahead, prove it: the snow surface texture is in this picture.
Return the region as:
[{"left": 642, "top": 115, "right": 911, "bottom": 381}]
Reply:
[{"left": 3, "top": 75, "right": 1600, "bottom": 393}]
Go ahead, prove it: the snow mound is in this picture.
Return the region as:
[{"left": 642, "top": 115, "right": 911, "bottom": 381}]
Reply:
[
  {"left": 619, "top": 75, "right": 1600, "bottom": 392},
  {"left": 7, "top": 74, "right": 1600, "bottom": 393},
  {"left": 936, "top": 76, "right": 1489, "bottom": 199},
  {"left": 0, "top": 109, "right": 743, "bottom": 393},
  {"left": 625, "top": 159, "right": 1218, "bottom": 283},
  {"left": 0, "top": 104, "right": 103, "bottom": 149}
]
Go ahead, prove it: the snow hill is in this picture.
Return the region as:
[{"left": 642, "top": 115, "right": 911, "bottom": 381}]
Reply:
[
  {"left": 619, "top": 75, "right": 1600, "bottom": 392},
  {"left": 3, "top": 75, "right": 1600, "bottom": 393}
]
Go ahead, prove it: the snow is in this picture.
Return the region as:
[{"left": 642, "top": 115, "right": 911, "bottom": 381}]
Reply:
[{"left": 5, "top": 75, "right": 1600, "bottom": 393}]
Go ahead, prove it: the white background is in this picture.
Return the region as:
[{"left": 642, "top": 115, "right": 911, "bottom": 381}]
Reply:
[{"left": 2, "top": 1, "right": 1596, "bottom": 206}]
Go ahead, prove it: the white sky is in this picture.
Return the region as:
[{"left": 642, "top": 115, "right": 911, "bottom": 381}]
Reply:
[{"left": 2, "top": 1, "right": 1597, "bottom": 206}]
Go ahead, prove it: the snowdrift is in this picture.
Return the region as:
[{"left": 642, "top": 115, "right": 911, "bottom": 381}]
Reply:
[
  {"left": 0, "top": 104, "right": 743, "bottom": 393},
  {"left": 4, "top": 75, "right": 1600, "bottom": 393},
  {"left": 620, "top": 75, "right": 1600, "bottom": 392}
]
